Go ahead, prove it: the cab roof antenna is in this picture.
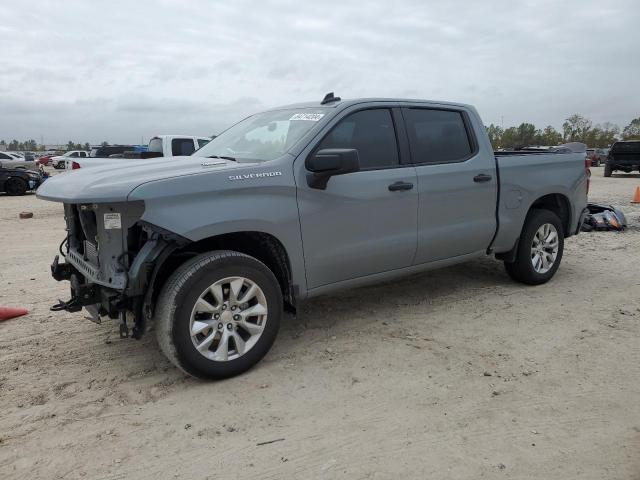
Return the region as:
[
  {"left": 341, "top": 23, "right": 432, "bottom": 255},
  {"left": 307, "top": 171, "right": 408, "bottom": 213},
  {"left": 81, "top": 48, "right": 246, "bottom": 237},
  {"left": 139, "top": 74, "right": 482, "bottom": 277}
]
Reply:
[{"left": 321, "top": 92, "right": 341, "bottom": 105}]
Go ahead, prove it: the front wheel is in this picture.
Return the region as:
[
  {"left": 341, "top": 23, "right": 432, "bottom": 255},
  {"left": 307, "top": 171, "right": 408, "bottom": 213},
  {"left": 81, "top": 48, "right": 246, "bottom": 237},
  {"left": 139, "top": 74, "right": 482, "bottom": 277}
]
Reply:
[
  {"left": 604, "top": 164, "right": 612, "bottom": 177},
  {"left": 504, "top": 209, "right": 564, "bottom": 285},
  {"left": 155, "top": 251, "right": 282, "bottom": 379},
  {"left": 5, "top": 178, "right": 27, "bottom": 196}
]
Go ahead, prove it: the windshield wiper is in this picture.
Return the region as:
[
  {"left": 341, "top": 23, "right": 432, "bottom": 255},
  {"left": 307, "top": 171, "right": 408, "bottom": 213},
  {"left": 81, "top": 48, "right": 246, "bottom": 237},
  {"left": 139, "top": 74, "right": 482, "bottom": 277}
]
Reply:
[{"left": 206, "top": 155, "right": 236, "bottom": 161}]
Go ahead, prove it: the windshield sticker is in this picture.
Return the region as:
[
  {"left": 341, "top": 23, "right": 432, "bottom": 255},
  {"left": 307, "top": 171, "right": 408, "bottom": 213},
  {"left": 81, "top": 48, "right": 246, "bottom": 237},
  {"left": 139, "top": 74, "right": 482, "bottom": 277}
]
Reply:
[{"left": 289, "top": 113, "right": 325, "bottom": 122}]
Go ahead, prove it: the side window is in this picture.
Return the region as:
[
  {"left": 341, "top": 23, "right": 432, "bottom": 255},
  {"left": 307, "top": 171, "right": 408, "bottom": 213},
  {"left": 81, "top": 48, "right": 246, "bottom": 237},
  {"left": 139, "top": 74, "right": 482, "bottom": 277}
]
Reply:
[
  {"left": 172, "top": 138, "right": 196, "bottom": 156},
  {"left": 403, "top": 108, "right": 473, "bottom": 164},
  {"left": 70, "top": 152, "right": 79, "bottom": 157},
  {"left": 197, "top": 139, "right": 210, "bottom": 149},
  {"left": 316, "top": 109, "right": 399, "bottom": 169},
  {"left": 0, "top": 153, "right": 10, "bottom": 159},
  {"left": 79, "top": 152, "right": 86, "bottom": 157}
]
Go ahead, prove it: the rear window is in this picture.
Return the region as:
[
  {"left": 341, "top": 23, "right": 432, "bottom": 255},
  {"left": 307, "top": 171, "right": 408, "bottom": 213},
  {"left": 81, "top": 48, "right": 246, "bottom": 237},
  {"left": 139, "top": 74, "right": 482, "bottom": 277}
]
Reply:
[
  {"left": 403, "top": 108, "right": 474, "bottom": 164},
  {"left": 612, "top": 142, "right": 640, "bottom": 153},
  {"left": 172, "top": 138, "right": 196, "bottom": 156},
  {"left": 148, "top": 138, "right": 163, "bottom": 153},
  {"left": 90, "top": 146, "right": 132, "bottom": 157}
]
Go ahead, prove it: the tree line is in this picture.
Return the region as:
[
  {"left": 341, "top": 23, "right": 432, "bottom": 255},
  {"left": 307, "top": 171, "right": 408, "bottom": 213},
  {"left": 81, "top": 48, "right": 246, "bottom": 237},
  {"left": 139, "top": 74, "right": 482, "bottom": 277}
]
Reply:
[
  {"left": 2, "top": 115, "right": 640, "bottom": 152},
  {"left": 0, "top": 140, "right": 110, "bottom": 151},
  {"left": 486, "top": 115, "right": 640, "bottom": 150}
]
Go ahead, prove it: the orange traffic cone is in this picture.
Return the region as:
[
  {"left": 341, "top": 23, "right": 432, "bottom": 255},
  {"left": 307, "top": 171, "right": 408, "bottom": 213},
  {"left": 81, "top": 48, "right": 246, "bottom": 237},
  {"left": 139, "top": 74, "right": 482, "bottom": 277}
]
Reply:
[
  {"left": 0, "top": 306, "right": 28, "bottom": 322},
  {"left": 632, "top": 186, "right": 640, "bottom": 204}
]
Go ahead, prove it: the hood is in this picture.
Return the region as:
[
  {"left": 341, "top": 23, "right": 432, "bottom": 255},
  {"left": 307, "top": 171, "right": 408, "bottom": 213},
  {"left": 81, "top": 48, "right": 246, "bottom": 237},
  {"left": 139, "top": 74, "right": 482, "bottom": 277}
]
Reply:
[{"left": 36, "top": 156, "right": 254, "bottom": 203}]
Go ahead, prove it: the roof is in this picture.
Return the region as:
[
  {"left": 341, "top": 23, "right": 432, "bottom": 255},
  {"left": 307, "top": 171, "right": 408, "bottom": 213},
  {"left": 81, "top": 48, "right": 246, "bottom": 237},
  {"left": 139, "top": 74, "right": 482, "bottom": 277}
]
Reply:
[{"left": 265, "top": 97, "right": 474, "bottom": 112}]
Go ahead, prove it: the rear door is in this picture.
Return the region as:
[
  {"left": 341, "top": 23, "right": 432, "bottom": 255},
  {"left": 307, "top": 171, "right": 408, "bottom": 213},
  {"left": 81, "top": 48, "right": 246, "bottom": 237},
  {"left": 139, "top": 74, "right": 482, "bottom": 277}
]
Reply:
[
  {"left": 296, "top": 107, "right": 418, "bottom": 289},
  {"left": 401, "top": 106, "right": 497, "bottom": 264}
]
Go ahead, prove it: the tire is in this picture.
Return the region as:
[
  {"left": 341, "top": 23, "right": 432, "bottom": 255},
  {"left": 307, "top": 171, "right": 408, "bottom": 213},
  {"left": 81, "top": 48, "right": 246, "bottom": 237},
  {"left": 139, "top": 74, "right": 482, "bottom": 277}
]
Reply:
[
  {"left": 5, "top": 177, "right": 28, "bottom": 196},
  {"left": 504, "top": 209, "right": 564, "bottom": 285},
  {"left": 155, "top": 250, "right": 282, "bottom": 379},
  {"left": 604, "top": 164, "right": 612, "bottom": 177}
]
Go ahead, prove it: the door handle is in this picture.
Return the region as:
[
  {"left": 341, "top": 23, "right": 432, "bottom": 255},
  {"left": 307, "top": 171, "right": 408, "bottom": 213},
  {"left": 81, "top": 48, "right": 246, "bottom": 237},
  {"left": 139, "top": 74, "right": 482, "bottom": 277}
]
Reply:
[
  {"left": 388, "top": 181, "right": 414, "bottom": 191},
  {"left": 473, "top": 174, "right": 492, "bottom": 183}
]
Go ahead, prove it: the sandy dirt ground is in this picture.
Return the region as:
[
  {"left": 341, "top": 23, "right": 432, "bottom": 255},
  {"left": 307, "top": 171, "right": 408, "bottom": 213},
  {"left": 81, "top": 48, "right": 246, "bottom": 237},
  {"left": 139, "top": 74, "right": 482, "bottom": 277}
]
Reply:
[{"left": 0, "top": 168, "right": 639, "bottom": 479}]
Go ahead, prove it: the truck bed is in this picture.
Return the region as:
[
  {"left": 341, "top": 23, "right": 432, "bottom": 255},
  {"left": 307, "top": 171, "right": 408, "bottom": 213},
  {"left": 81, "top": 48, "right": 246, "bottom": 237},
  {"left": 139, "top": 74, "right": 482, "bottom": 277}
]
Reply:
[{"left": 491, "top": 151, "right": 588, "bottom": 253}]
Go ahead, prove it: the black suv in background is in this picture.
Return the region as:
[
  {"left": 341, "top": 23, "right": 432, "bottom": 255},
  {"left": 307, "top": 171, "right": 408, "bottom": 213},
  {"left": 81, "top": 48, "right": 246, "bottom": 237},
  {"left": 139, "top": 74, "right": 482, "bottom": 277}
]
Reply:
[
  {"left": 604, "top": 141, "right": 640, "bottom": 177},
  {"left": 90, "top": 145, "right": 137, "bottom": 158}
]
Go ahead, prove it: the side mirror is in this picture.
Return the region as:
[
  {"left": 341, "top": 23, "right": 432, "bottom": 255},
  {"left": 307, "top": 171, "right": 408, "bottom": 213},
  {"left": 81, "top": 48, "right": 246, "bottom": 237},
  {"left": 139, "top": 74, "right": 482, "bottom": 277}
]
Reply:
[{"left": 305, "top": 148, "right": 359, "bottom": 189}]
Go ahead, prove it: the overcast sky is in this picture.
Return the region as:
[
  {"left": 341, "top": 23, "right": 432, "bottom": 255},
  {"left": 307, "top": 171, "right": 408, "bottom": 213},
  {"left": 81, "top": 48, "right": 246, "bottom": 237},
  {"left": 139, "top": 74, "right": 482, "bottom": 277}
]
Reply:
[{"left": 1, "top": 0, "right": 638, "bottom": 144}]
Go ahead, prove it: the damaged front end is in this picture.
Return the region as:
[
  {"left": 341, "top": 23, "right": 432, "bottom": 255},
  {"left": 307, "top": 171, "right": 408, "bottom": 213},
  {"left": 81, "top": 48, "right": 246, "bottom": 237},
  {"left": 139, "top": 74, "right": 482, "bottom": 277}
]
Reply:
[{"left": 50, "top": 201, "right": 186, "bottom": 339}]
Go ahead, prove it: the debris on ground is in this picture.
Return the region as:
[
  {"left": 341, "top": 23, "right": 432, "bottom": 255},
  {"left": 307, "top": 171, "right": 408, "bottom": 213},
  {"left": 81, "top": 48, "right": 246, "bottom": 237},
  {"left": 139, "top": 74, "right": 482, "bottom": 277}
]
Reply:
[
  {"left": 581, "top": 203, "right": 627, "bottom": 232},
  {"left": 256, "top": 438, "right": 285, "bottom": 446},
  {"left": 18, "top": 212, "right": 33, "bottom": 219}
]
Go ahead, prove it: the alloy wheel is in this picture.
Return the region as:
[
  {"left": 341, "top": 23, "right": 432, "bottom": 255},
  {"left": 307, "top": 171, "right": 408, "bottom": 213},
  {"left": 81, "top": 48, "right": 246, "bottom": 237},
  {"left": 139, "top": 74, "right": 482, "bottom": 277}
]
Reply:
[
  {"left": 189, "top": 276, "right": 268, "bottom": 361},
  {"left": 530, "top": 223, "right": 559, "bottom": 274}
]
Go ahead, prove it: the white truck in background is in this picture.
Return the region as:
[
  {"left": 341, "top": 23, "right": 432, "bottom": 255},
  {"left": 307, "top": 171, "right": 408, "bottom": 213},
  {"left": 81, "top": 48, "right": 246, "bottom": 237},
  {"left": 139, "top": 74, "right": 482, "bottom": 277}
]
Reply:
[{"left": 66, "top": 135, "right": 211, "bottom": 170}]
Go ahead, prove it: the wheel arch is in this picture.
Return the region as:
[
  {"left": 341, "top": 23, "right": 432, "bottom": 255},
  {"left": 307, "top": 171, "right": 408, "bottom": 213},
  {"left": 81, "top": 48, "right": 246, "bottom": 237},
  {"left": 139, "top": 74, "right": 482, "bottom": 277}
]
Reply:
[
  {"left": 528, "top": 193, "right": 571, "bottom": 237},
  {"left": 147, "top": 230, "right": 296, "bottom": 316},
  {"left": 496, "top": 192, "right": 571, "bottom": 263}
]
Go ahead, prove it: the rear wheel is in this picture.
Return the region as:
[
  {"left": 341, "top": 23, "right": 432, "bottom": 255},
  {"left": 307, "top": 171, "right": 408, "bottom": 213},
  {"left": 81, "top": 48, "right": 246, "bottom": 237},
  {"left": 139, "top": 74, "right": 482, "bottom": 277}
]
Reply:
[
  {"left": 504, "top": 209, "right": 564, "bottom": 285},
  {"left": 604, "top": 164, "right": 612, "bottom": 177},
  {"left": 5, "top": 178, "right": 27, "bottom": 196},
  {"left": 155, "top": 251, "right": 282, "bottom": 379}
]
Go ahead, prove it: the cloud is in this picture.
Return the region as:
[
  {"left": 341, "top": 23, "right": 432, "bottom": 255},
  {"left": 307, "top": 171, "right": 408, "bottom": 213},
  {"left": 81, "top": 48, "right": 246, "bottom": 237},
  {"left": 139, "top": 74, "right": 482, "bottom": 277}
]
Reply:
[{"left": 0, "top": 0, "right": 638, "bottom": 143}]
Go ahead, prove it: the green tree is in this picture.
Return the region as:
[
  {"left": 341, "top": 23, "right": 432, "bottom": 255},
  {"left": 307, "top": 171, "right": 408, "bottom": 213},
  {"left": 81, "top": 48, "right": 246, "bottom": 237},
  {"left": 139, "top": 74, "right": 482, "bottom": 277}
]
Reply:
[
  {"left": 485, "top": 124, "right": 504, "bottom": 149},
  {"left": 584, "top": 123, "right": 619, "bottom": 147},
  {"left": 500, "top": 123, "right": 538, "bottom": 148},
  {"left": 501, "top": 127, "right": 518, "bottom": 148},
  {"left": 562, "top": 114, "right": 592, "bottom": 143},
  {"left": 101, "top": 141, "right": 109, "bottom": 147},
  {"left": 67, "top": 141, "right": 76, "bottom": 151},
  {"left": 622, "top": 117, "right": 640, "bottom": 140},
  {"left": 83, "top": 142, "right": 91, "bottom": 151},
  {"left": 536, "top": 125, "right": 562, "bottom": 146},
  {"left": 8, "top": 139, "right": 19, "bottom": 150}
]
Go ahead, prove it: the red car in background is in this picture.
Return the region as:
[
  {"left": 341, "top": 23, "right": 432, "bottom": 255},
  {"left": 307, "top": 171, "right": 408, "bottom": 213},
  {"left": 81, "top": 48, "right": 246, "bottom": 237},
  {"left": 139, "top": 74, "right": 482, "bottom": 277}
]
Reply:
[{"left": 36, "top": 154, "right": 57, "bottom": 166}]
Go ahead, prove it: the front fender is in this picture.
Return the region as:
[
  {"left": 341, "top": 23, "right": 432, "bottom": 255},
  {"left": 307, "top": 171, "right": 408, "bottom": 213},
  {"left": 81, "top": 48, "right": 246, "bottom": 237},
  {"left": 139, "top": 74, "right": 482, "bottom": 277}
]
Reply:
[{"left": 128, "top": 164, "right": 306, "bottom": 294}]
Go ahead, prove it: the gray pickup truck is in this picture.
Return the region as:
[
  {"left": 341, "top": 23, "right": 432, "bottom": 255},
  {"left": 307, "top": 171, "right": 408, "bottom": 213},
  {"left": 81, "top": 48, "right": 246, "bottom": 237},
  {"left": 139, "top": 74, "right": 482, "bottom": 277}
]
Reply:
[{"left": 37, "top": 95, "right": 589, "bottom": 379}]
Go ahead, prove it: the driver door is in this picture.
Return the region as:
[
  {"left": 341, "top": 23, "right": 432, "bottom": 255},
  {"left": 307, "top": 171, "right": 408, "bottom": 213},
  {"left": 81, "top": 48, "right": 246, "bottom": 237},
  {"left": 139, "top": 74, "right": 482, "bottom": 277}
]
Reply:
[{"left": 296, "top": 108, "right": 418, "bottom": 290}]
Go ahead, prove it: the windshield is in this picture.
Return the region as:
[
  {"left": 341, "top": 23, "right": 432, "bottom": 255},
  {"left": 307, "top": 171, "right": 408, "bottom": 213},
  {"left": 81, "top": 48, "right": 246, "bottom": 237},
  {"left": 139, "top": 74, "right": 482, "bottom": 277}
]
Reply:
[{"left": 194, "top": 108, "right": 328, "bottom": 162}]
